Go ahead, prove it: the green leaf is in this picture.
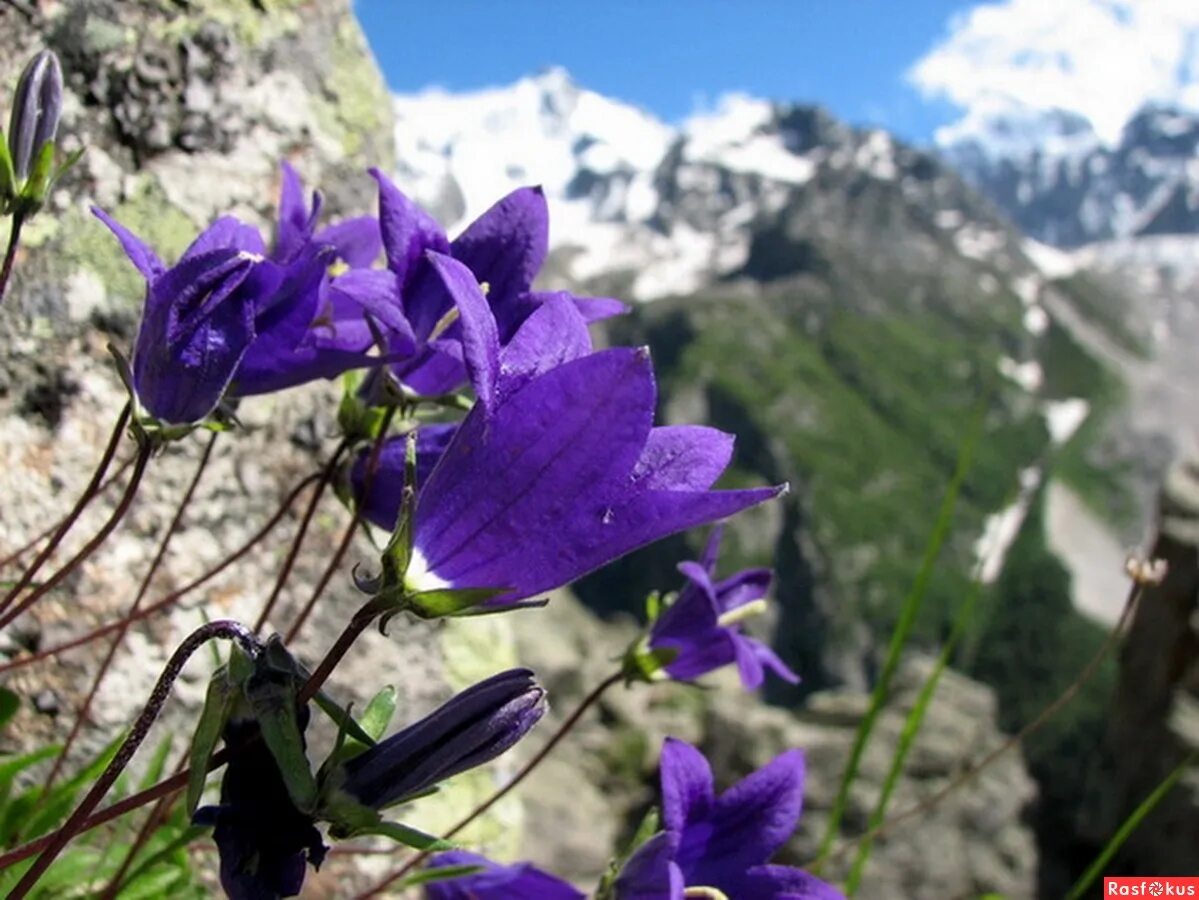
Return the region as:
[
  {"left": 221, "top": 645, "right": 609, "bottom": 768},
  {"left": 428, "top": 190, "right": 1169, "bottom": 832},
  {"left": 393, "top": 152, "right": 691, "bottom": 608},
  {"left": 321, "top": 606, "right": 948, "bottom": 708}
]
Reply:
[
  {"left": 138, "top": 733, "right": 174, "bottom": 792},
  {"left": 245, "top": 664, "right": 318, "bottom": 814},
  {"left": 187, "top": 666, "right": 235, "bottom": 814},
  {"left": 115, "top": 825, "right": 208, "bottom": 899},
  {"left": 49, "top": 145, "right": 84, "bottom": 185},
  {"left": 16, "top": 735, "right": 121, "bottom": 843},
  {"left": 356, "top": 686, "right": 397, "bottom": 742},
  {"left": 359, "top": 820, "right": 456, "bottom": 852},
  {"left": 644, "top": 590, "right": 662, "bottom": 624}
]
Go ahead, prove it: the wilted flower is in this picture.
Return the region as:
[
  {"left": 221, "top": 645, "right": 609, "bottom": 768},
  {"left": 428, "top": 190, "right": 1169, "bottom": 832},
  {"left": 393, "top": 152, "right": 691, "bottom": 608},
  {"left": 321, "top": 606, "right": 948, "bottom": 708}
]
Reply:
[
  {"left": 8, "top": 49, "right": 62, "bottom": 183},
  {"left": 644, "top": 526, "right": 798, "bottom": 690},
  {"left": 339, "top": 668, "right": 546, "bottom": 809},
  {"left": 193, "top": 710, "right": 327, "bottom": 900},
  {"left": 614, "top": 738, "right": 842, "bottom": 899},
  {"left": 423, "top": 850, "right": 584, "bottom": 900}
]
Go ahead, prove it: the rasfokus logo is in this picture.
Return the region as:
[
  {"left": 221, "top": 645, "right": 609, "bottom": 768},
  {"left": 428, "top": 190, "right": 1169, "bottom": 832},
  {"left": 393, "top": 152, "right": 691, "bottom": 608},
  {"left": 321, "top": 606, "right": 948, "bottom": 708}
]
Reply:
[{"left": 1105, "top": 878, "right": 1199, "bottom": 896}]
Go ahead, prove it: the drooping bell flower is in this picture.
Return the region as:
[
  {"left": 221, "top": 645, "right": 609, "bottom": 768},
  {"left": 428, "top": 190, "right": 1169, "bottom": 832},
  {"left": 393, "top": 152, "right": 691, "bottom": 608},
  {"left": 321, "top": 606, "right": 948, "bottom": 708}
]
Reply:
[
  {"left": 368, "top": 254, "right": 786, "bottom": 612},
  {"left": 614, "top": 738, "right": 842, "bottom": 900},
  {"left": 338, "top": 668, "right": 546, "bottom": 810},
  {"left": 645, "top": 526, "right": 798, "bottom": 690},
  {"left": 423, "top": 851, "right": 584, "bottom": 900},
  {"left": 93, "top": 209, "right": 281, "bottom": 424},
  {"left": 193, "top": 708, "right": 327, "bottom": 900},
  {"left": 370, "top": 169, "right": 624, "bottom": 397}
]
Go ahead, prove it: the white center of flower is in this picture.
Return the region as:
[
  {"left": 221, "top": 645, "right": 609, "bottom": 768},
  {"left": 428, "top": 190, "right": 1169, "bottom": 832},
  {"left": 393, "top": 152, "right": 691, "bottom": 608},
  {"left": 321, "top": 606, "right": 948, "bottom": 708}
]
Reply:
[
  {"left": 404, "top": 547, "right": 451, "bottom": 593},
  {"left": 683, "top": 888, "right": 729, "bottom": 900},
  {"left": 716, "top": 598, "right": 768, "bottom": 628},
  {"left": 236, "top": 251, "right": 266, "bottom": 263}
]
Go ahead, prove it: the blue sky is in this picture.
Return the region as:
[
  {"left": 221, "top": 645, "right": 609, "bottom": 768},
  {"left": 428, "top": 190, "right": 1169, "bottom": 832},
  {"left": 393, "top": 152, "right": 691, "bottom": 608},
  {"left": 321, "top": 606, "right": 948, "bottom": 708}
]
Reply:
[{"left": 353, "top": 0, "right": 969, "bottom": 144}]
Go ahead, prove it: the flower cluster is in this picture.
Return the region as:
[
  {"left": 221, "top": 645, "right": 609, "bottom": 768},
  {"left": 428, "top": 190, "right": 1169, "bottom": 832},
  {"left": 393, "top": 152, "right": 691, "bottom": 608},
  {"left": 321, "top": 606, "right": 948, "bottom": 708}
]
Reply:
[{"left": 83, "top": 155, "right": 818, "bottom": 900}]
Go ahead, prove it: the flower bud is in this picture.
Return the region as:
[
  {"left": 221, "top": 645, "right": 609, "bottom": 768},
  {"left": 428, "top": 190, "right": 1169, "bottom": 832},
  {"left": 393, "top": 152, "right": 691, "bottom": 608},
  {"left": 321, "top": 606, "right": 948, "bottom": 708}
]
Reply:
[
  {"left": 340, "top": 668, "right": 546, "bottom": 809},
  {"left": 8, "top": 50, "right": 62, "bottom": 183}
]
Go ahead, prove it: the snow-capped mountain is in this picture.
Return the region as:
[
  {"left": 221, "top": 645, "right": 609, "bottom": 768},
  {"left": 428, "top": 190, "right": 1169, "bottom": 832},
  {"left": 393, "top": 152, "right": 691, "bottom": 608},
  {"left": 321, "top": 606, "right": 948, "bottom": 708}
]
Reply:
[
  {"left": 393, "top": 69, "right": 949, "bottom": 300},
  {"left": 943, "top": 103, "right": 1199, "bottom": 248}
]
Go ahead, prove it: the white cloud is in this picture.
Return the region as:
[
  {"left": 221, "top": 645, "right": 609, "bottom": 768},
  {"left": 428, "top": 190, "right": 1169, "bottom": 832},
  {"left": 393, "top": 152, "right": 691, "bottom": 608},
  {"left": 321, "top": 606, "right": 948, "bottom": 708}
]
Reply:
[{"left": 910, "top": 0, "right": 1199, "bottom": 144}]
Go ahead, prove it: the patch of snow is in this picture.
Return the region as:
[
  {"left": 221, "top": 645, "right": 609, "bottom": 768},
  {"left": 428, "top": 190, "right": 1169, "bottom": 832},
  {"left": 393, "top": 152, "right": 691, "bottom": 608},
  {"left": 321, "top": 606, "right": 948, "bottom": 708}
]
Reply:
[
  {"left": 974, "top": 466, "right": 1043, "bottom": 584},
  {"left": 856, "top": 130, "right": 898, "bottom": 180},
  {"left": 1023, "top": 238, "right": 1079, "bottom": 278},
  {"left": 1023, "top": 304, "right": 1049, "bottom": 334},
  {"left": 935, "top": 209, "right": 964, "bottom": 229},
  {"left": 954, "top": 225, "right": 1005, "bottom": 261},
  {"left": 682, "top": 94, "right": 815, "bottom": 185},
  {"left": 998, "top": 355, "right": 1044, "bottom": 391},
  {"left": 1043, "top": 398, "right": 1090, "bottom": 444}
]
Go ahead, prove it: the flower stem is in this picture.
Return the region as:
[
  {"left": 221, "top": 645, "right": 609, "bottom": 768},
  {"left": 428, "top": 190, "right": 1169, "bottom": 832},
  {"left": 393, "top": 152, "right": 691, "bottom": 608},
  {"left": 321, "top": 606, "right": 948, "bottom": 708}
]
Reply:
[
  {"left": 355, "top": 670, "right": 625, "bottom": 897},
  {"left": 0, "top": 470, "right": 321, "bottom": 676},
  {"left": 0, "top": 402, "right": 131, "bottom": 619},
  {"left": 297, "top": 605, "right": 375, "bottom": 705},
  {"left": 5, "top": 620, "right": 262, "bottom": 898},
  {"left": 252, "top": 439, "right": 349, "bottom": 633},
  {"left": 41, "top": 432, "right": 217, "bottom": 794},
  {"left": 0, "top": 437, "right": 151, "bottom": 631},
  {"left": 0, "top": 211, "right": 26, "bottom": 305}
]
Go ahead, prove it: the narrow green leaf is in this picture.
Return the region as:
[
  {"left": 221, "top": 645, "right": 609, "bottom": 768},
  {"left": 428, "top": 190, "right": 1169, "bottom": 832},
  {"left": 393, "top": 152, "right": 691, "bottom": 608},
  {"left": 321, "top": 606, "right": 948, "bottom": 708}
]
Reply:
[
  {"left": 0, "top": 130, "right": 16, "bottom": 208},
  {"left": 16, "top": 140, "right": 54, "bottom": 211},
  {"left": 19, "top": 735, "right": 122, "bottom": 842},
  {"left": 405, "top": 586, "right": 508, "bottom": 619},
  {"left": 815, "top": 399, "right": 985, "bottom": 869},
  {"left": 362, "top": 820, "right": 456, "bottom": 852},
  {"left": 0, "top": 743, "right": 59, "bottom": 789},
  {"left": 138, "top": 733, "right": 174, "bottom": 792},
  {"left": 0, "top": 687, "right": 18, "bottom": 731},
  {"left": 245, "top": 670, "right": 318, "bottom": 814},
  {"left": 1065, "top": 750, "right": 1198, "bottom": 900},
  {"left": 358, "top": 686, "right": 397, "bottom": 741},
  {"left": 114, "top": 825, "right": 208, "bottom": 898},
  {"left": 187, "top": 667, "right": 235, "bottom": 814},
  {"left": 311, "top": 689, "right": 377, "bottom": 749}
]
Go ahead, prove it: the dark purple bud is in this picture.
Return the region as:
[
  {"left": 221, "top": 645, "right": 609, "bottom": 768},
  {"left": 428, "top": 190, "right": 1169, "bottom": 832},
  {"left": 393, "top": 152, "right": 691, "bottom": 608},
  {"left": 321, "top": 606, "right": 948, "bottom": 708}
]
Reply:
[
  {"left": 341, "top": 668, "right": 545, "bottom": 809},
  {"left": 8, "top": 50, "right": 63, "bottom": 182}
]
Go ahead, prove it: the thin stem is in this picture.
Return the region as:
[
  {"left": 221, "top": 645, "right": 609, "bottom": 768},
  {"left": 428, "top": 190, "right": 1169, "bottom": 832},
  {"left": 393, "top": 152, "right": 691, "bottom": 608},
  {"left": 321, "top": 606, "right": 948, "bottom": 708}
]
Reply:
[
  {"left": 297, "top": 606, "right": 375, "bottom": 704},
  {"left": 0, "top": 440, "right": 151, "bottom": 631},
  {"left": 0, "top": 455, "right": 135, "bottom": 571},
  {"left": 0, "top": 211, "right": 25, "bottom": 304},
  {"left": 355, "top": 670, "right": 624, "bottom": 898},
  {"left": 252, "top": 439, "right": 348, "bottom": 633},
  {"left": 0, "top": 471, "right": 322, "bottom": 676},
  {"left": 6, "top": 621, "right": 262, "bottom": 898},
  {"left": 284, "top": 512, "right": 361, "bottom": 643},
  {"left": 0, "top": 402, "right": 131, "bottom": 618},
  {"left": 43, "top": 433, "right": 218, "bottom": 793},
  {"left": 824, "top": 582, "right": 1142, "bottom": 866}
]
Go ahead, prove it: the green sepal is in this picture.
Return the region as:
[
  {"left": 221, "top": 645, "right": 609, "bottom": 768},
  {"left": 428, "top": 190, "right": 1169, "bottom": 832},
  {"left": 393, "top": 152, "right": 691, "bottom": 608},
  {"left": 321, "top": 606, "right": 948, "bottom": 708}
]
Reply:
[
  {"left": 51, "top": 145, "right": 84, "bottom": 184},
  {"left": 15, "top": 140, "right": 54, "bottom": 214},
  {"left": 337, "top": 370, "right": 389, "bottom": 444},
  {"left": 244, "top": 642, "right": 318, "bottom": 814},
  {"left": 596, "top": 808, "right": 663, "bottom": 899},
  {"left": 644, "top": 590, "right": 663, "bottom": 624},
  {"left": 186, "top": 665, "right": 236, "bottom": 815},
  {"left": 403, "top": 586, "right": 509, "bottom": 619},
  {"left": 0, "top": 131, "right": 16, "bottom": 213},
  {"left": 620, "top": 637, "right": 678, "bottom": 684},
  {"left": 379, "top": 430, "right": 418, "bottom": 586},
  {"left": 311, "top": 688, "right": 378, "bottom": 750}
]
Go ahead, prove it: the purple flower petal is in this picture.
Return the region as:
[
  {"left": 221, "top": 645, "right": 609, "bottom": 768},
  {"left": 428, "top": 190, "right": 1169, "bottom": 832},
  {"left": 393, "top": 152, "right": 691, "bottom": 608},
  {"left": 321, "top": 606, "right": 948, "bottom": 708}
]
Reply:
[
  {"left": 613, "top": 833, "right": 685, "bottom": 900},
  {"left": 497, "top": 294, "right": 592, "bottom": 399},
  {"left": 274, "top": 162, "right": 321, "bottom": 262},
  {"left": 713, "top": 568, "right": 773, "bottom": 613},
  {"left": 327, "top": 268, "right": 413, "bottom": 348},
  {"left": 182, "top": 215, "right": 266, "bottom": 261},
  {"left": 425, "top": 851, "right": 584, "bottom": 900},
  {"left": 425, "top": 251, "right": 499, "bottom": 409},
  {"left": 352, "top": 425, "right": 458, "bottom": 531},
  {"left": 741, "top": 865, "right": 846, "bottom": 900},
  {"left": 450, "top": 186, "right": 548, "bottom": 313},
  {"left": 660, "top": 738, "right": 715, "bottom": 835},
  {"left": 315, "top": 216, "right": 383, "bottom": 268},
  {"left": 751, "top": 639, "right": 801, "bottom": 685},
  {"left": 570, "top": 294, "right": 629, "bottom": 323},
  {"left": 371, "top": 168, "right": 449, "bottom": 287},
  {"left": 91, "top": 207, "right": 164, "bottom": 280},
  {"left": 632, "top": 427, "right": 735, "bottom": 491}
]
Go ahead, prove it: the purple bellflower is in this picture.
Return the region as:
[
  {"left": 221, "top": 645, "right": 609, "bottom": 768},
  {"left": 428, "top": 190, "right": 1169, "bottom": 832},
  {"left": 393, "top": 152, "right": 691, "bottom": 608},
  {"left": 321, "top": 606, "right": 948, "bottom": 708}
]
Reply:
[
  {"left": 193, "top": 710, "right": 327, "bottom": 900},
  {"left": 645, "top": 526, "right": 798, "bottom": 690},
  {"left": 360, "top": 260, "right": 786, "bottom": 611},
  {"left": 615, "top": 738, "right": 842, "bottom": 900},
  {"left": 423, "top": 851, "right": 584, "bottom": 900},
  {"left": 371, "top": 169, "right": 624, "bottom": 397},
  {"left": 339, "top": 668, "right": 546, "bottom": 810}
]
